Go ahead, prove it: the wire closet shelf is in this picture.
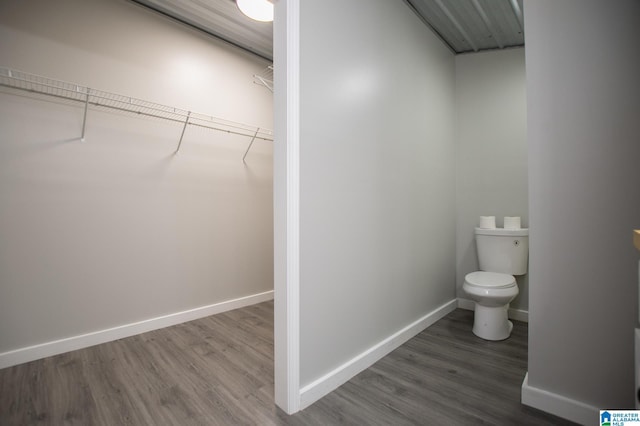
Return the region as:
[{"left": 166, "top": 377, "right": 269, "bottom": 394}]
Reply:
[{"left": 0, "top": 66, "right": 273, "bottom": 160}]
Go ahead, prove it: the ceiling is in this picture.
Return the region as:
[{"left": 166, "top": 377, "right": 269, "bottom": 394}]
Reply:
[
  {"left": 132, "top": 0, "right": 274, "bottom": 61},
  {"left": 132, "top": 0, "right": 525, "bottom": 61}
]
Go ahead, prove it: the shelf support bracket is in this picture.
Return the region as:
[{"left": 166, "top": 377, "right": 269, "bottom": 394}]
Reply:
[
  {"left": 175, "top": 111, "right": 191, "bottom": 153},
  {"left": 242, "top": 128, "right": 260, "bottom": 163},
  {"left": 81, "top": 88, "right": 90, "bottom": 142}
]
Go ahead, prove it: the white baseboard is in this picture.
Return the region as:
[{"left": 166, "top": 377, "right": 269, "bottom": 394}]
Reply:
[
  {"left": 457, "top": 297, "right": 529, "bottom": 323},
  {"left": 298, "top": 299, "right": 458, "bottom": 410},
  {"left": 521, "top": 372, "right": 599, "bottom": 425},
  {"left": 0, "top": 290, "right": 274, "bottom": 370}
]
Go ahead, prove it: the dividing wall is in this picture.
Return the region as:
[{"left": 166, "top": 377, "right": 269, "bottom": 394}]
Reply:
[
  {"left": 275, "top": 0, "right": 457, "bottom": 411},
  {"left": 0, "top": 0, "right": 274, "bottom": 366},
  {"left": 524, "top": 0, "right": 640, "bottom": 422}
]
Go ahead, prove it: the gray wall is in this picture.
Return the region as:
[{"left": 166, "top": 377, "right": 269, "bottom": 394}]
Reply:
[
  {"left": 0, "top": 0, "right": 273, "bottom": 354},
  {"left": 455, "top": 48, "right": 528, "bottom": 311},
  {"left": 298, "top": 0, "right": 456, "bottom": 386},
  {"left": 526, "top": 0, "right": 640, "bottom": 410}
]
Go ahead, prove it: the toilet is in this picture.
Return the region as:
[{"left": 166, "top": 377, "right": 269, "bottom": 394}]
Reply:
[{"left": 463, "top": 227, "right": 529, "bottom": 341}]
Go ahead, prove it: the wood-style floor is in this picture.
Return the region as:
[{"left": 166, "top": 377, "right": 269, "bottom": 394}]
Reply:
[{"left": 0, "top": 302, "right": 575, "bottom": 425}]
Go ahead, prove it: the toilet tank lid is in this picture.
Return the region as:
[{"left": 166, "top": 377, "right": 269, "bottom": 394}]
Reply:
[
  {"left": 465, "top": 271, "right": 516, "bottom": 288},
  {"left": 475, "top": 227, "right": 529, "bottom": 237}
]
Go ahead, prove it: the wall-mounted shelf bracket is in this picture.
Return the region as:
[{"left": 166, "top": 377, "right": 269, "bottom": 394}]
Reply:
[
  {"left": 175, "top": 111, "right": 191, "bottom": 153},
  {"left": 253, "top": 65, "right": 273, "bottom": 92},
  {"left": 81, "top": 88, "right": 90, "bottom": 142},
  {"left": 243, "top": 128, "right": 260, "bottom": 163}
]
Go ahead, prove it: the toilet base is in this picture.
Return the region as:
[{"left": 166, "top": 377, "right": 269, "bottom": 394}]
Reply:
[{"left": 472, "top": 304, "right": 513, "bottom": 341}]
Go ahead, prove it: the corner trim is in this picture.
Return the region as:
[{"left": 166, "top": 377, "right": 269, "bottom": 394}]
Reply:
[
  {"left": 457, "top": 297, "right": 529, "bottom": 323},
  {"left": 521, "top": 372, "right": 599, "bottom": 425},
  {"left": 273, "top": 0, "right": 301, "bottom": 415},
  {"left": 299, "top": 299, "right": 458, "bottom": 410},
  {"left": 0, "top": 290, "right": 274, "bottom": 370},
  {"left": 284, "top": 0, "right": 301, "bottom": 412}
]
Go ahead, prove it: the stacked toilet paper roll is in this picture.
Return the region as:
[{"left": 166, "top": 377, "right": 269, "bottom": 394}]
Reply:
[
  {"left": 479, "top": 215, "right": 522, "bottom": 229},
  {"left": 479, "top": 216, "right": 496, "bottom": 229},
  {"left": 504, "top": 216, "right": 521, "bottom": 229}
]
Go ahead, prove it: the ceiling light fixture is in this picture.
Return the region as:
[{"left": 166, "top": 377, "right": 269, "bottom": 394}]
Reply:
[{"left": 236, "top": 0, "right": 273, "bottom": 23}]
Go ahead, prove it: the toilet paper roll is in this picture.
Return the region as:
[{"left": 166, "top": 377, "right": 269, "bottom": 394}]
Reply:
[
  {"left": 479, "top": 216, "right": 496, "bottom": 229},
  {"left": 504, "top": 216, "right": 521, "bottom": 230}
]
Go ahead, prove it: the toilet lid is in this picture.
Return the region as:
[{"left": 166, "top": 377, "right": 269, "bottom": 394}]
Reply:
[{"left": 465, "top": 271, "right": 516, "bottom": 289}]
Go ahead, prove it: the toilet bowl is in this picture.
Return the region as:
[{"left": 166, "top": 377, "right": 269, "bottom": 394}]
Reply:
[{"left": 463, "top": 271, "right": 519, "bottom": 341}]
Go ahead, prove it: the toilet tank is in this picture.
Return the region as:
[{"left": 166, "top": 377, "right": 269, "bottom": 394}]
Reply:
[{"left": 475, "top": 228, "right": 529, "bottom": 275}]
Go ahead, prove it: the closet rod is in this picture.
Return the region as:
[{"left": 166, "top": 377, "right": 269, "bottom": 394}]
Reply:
[{"left": 0, "top": 67, "right": 273, "bottom": 157}]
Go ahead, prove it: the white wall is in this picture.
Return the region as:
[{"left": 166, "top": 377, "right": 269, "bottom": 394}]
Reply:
[
  {"left": 295, "top": 0, "right": 455, "bottom": 395},
  {"left": 0, "top": 0, "right": 273, "bottom": 361},
  {"left": 524, "top": 0, "right": 640, "bottom": 422},
  {"left": 455, "top": 48, "right": 528, "bottom": 311}
]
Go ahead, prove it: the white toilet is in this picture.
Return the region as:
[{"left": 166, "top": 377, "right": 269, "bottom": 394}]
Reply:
[{"left": 463, "top": 227, "right": 529, "bottom": 341}]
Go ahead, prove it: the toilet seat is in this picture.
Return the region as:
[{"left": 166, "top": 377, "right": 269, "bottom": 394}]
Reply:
[{"left": 464, "top": 271, "right": 516, "bottom": 289}]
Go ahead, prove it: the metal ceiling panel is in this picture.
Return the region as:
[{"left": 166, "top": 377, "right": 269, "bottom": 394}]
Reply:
[
  {"left": 132, "top": 0, "right": 273, "bottom": 61},
  {"left": 132, "top": 0, "right": 521, "bottom": 59},
  {"left": 409, "top": 0, "right": 470, "bottom": 52},
  {"left": 477, "top": 0, "right": 524, "bottom": 48},
  {"left": 407, "top": 0, "right": 524, "bottom": 53}
]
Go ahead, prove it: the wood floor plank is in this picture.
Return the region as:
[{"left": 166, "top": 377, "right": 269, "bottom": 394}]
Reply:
[{"left": 0, "top": 302, "right": 577, "bottom": 425}]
